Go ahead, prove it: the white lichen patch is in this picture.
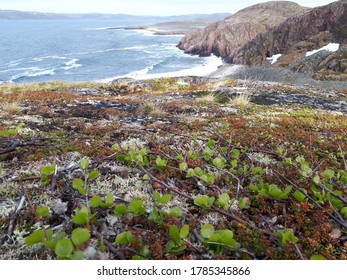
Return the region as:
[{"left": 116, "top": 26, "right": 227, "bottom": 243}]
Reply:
[
  {"left": 91, "top": 175, "right": 154, "bottom": 209},
  {"left": 200, "top": 211, "right": 225, "bottom": 226},
  {"left": 120, "top": 137, "right": 147, "bottom": 151},
  {"left": 0, "top": 199, "right": 17, "bottom": 219},
  {"left": 247, "top": 153, "right": 278, "bottom": 166},
  {"left": 16, "top": 115, "right": 46, "bottom": 124},
  {"left": 161, "top": 194, "right": 190, "bottom": 214}
]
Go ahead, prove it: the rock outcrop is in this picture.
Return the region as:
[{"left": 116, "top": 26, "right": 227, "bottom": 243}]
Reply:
[
  {"left": 177, "top": 1, "right": 309, "bottom": 60},
  {"left": 233, "top": 0, "right": 347, "bottom": 80}
]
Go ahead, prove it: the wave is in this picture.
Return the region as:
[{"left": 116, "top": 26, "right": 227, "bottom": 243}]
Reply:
[
  {"left": 120, "top": 44, "right": 158, "bottom": 51},
  {"left": 100, "top": 55, "right": 223, "bottom": 83},
  {"left": 62, "top": 58, "right": 82, "bottom": 70},
  {"left": 32, "top": 55, "right": 67, "bottom": 62},
  {"left": 9, "top": 68, "right": 55, "bottom": 83},
  {"left": 132, "top": 29, "right": 156, "bottom": 37},
  {"left": 83, "top": 27, "right": 114, "bottom": 31}
]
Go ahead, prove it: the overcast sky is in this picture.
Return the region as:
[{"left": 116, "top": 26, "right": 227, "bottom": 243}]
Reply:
[{"left": 0, "top": 0, "right": 337, "bottom": 15}]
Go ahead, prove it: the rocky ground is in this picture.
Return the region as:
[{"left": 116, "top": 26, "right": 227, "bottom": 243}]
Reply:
[{"left": 0, "top": 77, "right": 346, "bottom": 260}]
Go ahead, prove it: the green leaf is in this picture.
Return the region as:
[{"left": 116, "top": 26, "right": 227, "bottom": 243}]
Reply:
[
  {"left": 310, "top": 255, "right": 327, "bottom": 260},
  {"left": 180, "top": 225, "right": 189, "bottom": 239},
  {"left": 41, "top": 164, "right": 56, "bottom": 176},
  {"left": 155, "top": 156, "right": 167, "bottom": 167},
  {"left": 72, "top": 206, "right": 90, "bottom": 225},
  {"left": 169, "top": 207, "right": 183, "bottom": 218},
  {"left": 218, "top": 230, "right": 236, "bottom": 247},
  {"left": 148, "top": 208, "right": 164, "bottom": 225},
  {"left": 80, "top": 159, "right": 89, "bottom": 170},
  {"left": 166, "top": 240, "right": 186, "bottom": 254},
  {"left": 143, "top": 174, "right": 150, "bottom": 181},
  {"left": 194, "top": 167, "right": 204, "bottom": 177},
  {"left": 105, "top": 192, "right": 114, "bottom": 205},
  {"left": 251, "top": 167, "right": 264, "bottom": 176},
  {"left": 115, "top": 231, "right": 134, "bottom": 245},
  {"left": 231, "top": 149, "right": 240, "bottom": 159},
  {"left": 340, "top": 207, "right": 347, "bottom": 219},
  {"left": 160, "top": 194, "right": 172, "bottom": 204},
  {"left": 186, "top": 168, "right": 195, "bottom": 178},
  {"left": 277, "top": 229, "right": 298, "bottom": 246},
  {"left": 201, "top": 224, "right": 215, "bottom": 239},
  {"left": 313, "top": 175, "right": 321, "bottom": 185},
  {"left": 194, "top": 195, "right": 209, "bottom": 207},
  {"left": 114, "top": 204, "right": 127, "bottom": 216},
  {"left": 71, "top": 228, "right": 91, "bottom": 246},
  {"left": 293, "top": 190, "right": 306, "bottom": 202},
  {"left": 179, "top": 162, "right": 188, "bottom": 171},
  {"left": 89, "top": 196, "right": 102, "bottom": 207},
  {"left": 88, "top": 170, "right": 100, "bottom": 180},
  {"left": 324, "top": 169, "right": 335, "bottom": 181},
  {"left": 72, "top": 178, "right": 86, "bottom": 195},
  {"left": 216, "top": 193, "right": 231, "bottom": 209},
  {"left": 154, "top": 192, "right": 172, "bottom": 205},
  {"left": 239, "top": 197, "right": 250, "bottom": 209},
  {"left": 128, "top": 197, "right": 146, "bottom": 216},
  {"left": 25, "top": 230, "right": 45, "bottom": 245},
  {"left": 169, "top": 225, "right": 181, "bottom": 245},
  {"left": 55, "top": 238, "right": 74, "bottom": 258},
  {"left": 36, "top": 207, "right": 50, "bottom": 218},
  {"left": 71, "top": 251, "right": 84, "bottom": 260},
  {"left": 207, "top": 139, "right": 216, "bottom": 149},
  {"left": 213, "top": 157, "right": 225, "bottom": 168}
]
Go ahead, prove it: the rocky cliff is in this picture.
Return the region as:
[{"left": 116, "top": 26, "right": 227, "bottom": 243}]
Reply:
[
  {"left": 233, "top": 0, "right": 347, "bottom": 80},
  {"left": 177, "top": 1, "right": 309, "bottom": 60}
]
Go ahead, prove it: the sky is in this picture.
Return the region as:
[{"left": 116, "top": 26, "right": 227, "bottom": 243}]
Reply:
[{"left": 0, "top": 0, "right": 338, "bottom": 16}]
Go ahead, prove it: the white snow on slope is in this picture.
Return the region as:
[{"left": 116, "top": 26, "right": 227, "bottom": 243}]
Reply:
[
  {"left": 266, "top": 54, "right": 282, "bottom": 64},
  {"left": 306, "top": 43, "right": 340, "bottom": 57}
]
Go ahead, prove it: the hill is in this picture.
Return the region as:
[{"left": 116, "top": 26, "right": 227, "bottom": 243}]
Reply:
[{"left": 177, "top": 1, "right": 309, "bottom": 59}]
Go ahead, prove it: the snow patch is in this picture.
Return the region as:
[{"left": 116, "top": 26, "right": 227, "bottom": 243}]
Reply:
[
  {"left": 266, "top": 54, "right": 282, "bottom": 65},
  {"left": 306, "top": 43, "right": 340, "bottom": 57}
]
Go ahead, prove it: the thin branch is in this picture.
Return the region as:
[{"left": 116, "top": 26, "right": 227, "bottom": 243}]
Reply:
[
  {"left": 274, "top": 170, "right": 347, "bottom": 229},
  {"left": 137, "top": 164, "right": 275, "bottom": 237},
  {"left": 6, "top": 196, "right": 26, "bottom": 238}
]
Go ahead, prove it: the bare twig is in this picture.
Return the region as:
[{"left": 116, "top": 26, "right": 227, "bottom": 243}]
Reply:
[
  {"left": 274, "top": 170, "right": 347, "bottom": 229},
  {"left": 293, "top": 243, "right": 305, "bottom": 260},
  {"left": 0, "top": 138, "right": 52, "bottom": 155},
  {"left": 6, "top": 196, "right": 26, "bottom": 237},
  {"left": 316, "top": 182, "right": 347, "bottom": 205},
  {"left": 137, "top": 164, "right": 275, "bottom": 237}
]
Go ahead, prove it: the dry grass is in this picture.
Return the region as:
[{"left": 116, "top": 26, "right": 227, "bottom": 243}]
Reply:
[
  {"left": 139, "top": 102, "right": 166, "bottom": 118},
  {"left": 1, "top": 101, "right": 22, "bottom": 114},
  {"left": 230, "top": 93, "right": 251, "bottom": 107},
  {"left": 0, "top": 81, "right": 101, "bottom": 94},
  {"left": 195, "top": 93, "right": 217, "bottom": 104}
]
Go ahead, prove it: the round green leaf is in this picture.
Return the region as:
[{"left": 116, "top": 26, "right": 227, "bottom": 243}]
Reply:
[
  {"left": 179, "top": 162, "right": 188, "bottom": 171},
  {"left": 115, "top": 231, "right": 134, "bottom": 245},
  {"left": 201, "top": 223, "right": 215, "bottom": 239},
  {"left": 89, "top": 196, "right": 102, "bottom": 207},
  {"left": 25, "top": 230, "right": 45, "bottom": 245},
  {"left": 55, "top": 238, "right": 74, "bottom": 258},
  {"left": 88, "top": 170, "right": 100, "bottom": 180},
  {"left": 169, "top": 225, "right": 181, "bottom": 245},
  {"left": 324, "top": 169, "right": 335, "bottom": 180},
  {"left": 36, "top": 207, "right": 50, "bottom": 218},
  {"left": 114, "top": 204, "right": 127, "bottom": 216},
  {"left": 71, "top": 228, "right": 91, "bottom": 246},
  {"left": 80, "top": 159, "right": 89, "bottom": 170},
  {"left": 180, "top": 225, "right": 189, "bottom": 239},
  {"left": 169, "top": 207, "right": 183, "bottom": 218}
]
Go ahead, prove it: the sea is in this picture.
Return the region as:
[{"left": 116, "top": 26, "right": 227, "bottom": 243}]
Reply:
[{"left": 0, "top": 19, "right": 222, "bottom": 84}]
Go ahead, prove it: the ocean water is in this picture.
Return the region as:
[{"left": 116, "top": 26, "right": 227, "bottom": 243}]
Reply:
[{"left": 0, "top": 19, "right": 222, "bottom": 83}]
